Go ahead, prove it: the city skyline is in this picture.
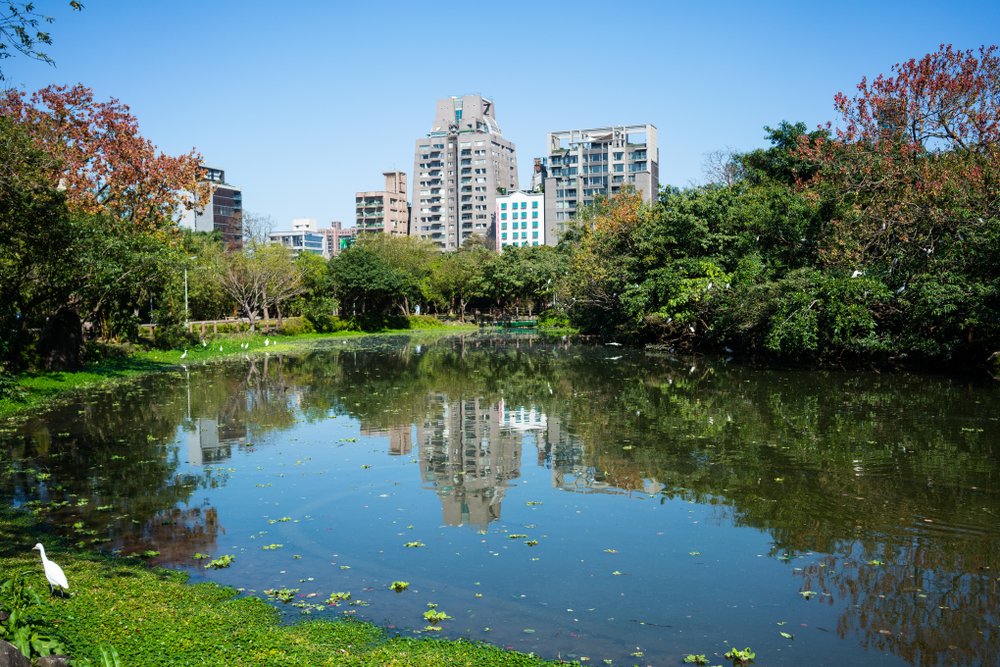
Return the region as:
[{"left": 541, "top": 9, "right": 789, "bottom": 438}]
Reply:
[{"left": 4, "top": 1, "right": 997, "bottom": 227}]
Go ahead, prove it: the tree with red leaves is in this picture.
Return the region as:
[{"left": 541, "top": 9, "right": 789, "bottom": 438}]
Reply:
[
  {"left": 0, "top": 84, "right": 206, "bottom": 230},
  {"left": 798, "top": 44, "right": 1000, "bottom": 272}
]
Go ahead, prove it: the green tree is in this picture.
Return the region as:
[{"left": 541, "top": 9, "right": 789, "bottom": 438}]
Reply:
[{"left": 0, "top": 1, "right": 82, "bottom": 80}]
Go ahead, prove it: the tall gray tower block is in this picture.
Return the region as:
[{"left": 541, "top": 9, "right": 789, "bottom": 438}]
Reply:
[{"left": 411, "top": 96, "right": 518, "bottom": 251}]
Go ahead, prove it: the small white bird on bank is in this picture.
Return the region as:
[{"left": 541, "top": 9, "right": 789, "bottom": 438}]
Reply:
[
  {"left": 264, "top": 337, "right": 270, "bottom": 347},
  {"left": 32, "top": 543, "right": 69, "bottom": 595},
  {"left": 180, "top": 349, "right": 187, "bottom": 359}
]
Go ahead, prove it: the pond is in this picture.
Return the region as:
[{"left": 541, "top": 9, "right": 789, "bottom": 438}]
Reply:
[{"left": 2, "top": 335, "right": 998, "bottom": 666}]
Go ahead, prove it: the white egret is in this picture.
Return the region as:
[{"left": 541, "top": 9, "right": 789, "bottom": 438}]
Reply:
[
  {"left": 264, "top": 338, "right": 270, "bottom": 347},
  {"left": 32, "top": 543, "right": 69, "bottom": 595},
  {"left": 180, "top": 349, "right": 187, "bottom": 359}
]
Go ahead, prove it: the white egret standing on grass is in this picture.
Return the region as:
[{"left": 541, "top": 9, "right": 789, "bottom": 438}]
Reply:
[
  {"left": 180, "top": 349, "right": 187, "bottom": 359},
  {"left": 32, "top": 543, "right": 69, "bottom": 595}
]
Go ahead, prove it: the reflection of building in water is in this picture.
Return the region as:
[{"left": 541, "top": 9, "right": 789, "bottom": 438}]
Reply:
[
  {"left": 418, "top": 395, "right": 526, "bottom": 529},
  {"left": 361, "top": 424, "right": 413, "bottom": 456},
  {"left": 538, "top": 417, "right": 665, "bottom": 495},
  {"left": 500, "top": 399, "right": 547, "bottom": 432},
  {"left": 186, "top": 417, "right": 248, "bottom": 465}
]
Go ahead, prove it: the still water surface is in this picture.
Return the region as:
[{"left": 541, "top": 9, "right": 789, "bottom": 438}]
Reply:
[{"left": 2, "top": 335, "right": 998, "bottom": 666}]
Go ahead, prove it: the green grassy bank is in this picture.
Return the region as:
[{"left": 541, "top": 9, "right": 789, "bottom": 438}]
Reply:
[
  {"left": 0, "top": 322, "right": 478, "bottom": 421},
  {"left": 0, "top": 539, "right": 561, "bottom": 666}
]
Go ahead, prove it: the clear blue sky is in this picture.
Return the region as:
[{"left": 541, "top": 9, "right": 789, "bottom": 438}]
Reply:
[{"left": 5, "top": 0, "right": 998, "bottom": 228}]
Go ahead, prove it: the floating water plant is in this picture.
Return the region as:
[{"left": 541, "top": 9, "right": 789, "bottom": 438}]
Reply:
[
  {"left": 265, "top": 587, "right": 299, "bottom": 603},
  {"left": 724, "top": 647, "right": 756, "bottom": 666},
  {"left": 204, "top": 554, "right": 235, "bottom": 569},
  {"left": 326, "top": 591, "right": 351, "bottom": 605},
  {"left": 404, "top": 541, "right": 425, "bottom": 548},
  {"left": 684, "top": 655, "right": 708, "bottom": 665},
  {"left": 423, "top": 609, "right": 451, "bottom": 622},
  {"left": 389, "top": 581, "right": 409, "bottom": 592}
]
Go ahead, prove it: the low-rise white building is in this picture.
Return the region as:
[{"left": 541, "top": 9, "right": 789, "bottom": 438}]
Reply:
[
  {"left": 496, "top": 190, "right": 544, "bottom": 251},
  {"left": 268, "top": 218, "right": 326, "bottom": 257}
]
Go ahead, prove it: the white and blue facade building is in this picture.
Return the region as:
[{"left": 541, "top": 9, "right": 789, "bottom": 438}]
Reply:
[{"left": 495, "top": 190, "right": 544, "bottom": 251}]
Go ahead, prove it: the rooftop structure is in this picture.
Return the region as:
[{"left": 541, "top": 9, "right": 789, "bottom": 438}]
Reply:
[
  {"left": 543, "top": 124, "right": 658, "bottom": 242},
  {"left": 411, "top": 95, "right": 518, "bottom": 251}
]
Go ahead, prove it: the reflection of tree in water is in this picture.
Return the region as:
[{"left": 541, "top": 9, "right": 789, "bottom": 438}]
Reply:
[
  {"left": 3, "top": 335, "right": 998, "bottom": 666},
  {"left": 116, "top": 504, "right": 221, "bottom": 568},
  {"left": 798, "top": 546, "right": 998, "bottom": 667},
  {"left": 0, "top": 378, "right": 206, "bottom": 555},
  {"left": 275, "top": 337, "right": 999, "bottom": 667}
]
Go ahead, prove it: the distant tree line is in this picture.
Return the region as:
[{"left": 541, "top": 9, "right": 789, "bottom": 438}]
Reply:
[{"left": 2, "top": 44, "right": 998, "bottom": 387}]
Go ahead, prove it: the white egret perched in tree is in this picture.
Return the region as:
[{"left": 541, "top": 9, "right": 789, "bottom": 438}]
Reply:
[{"left": 32, "top": 543, "right": 69, "bottom": 595}]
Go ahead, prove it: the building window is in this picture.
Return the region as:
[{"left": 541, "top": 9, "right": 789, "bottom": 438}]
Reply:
[
  {"left": 501, "top": 213, "right": 507, "bottom": 220},
  {"left": 501, "top": 223, "right": 507, "bottom": 230},
  {"left": 532, "top": 231, "right": 539, "bottom": 238},
  {"left": 500, "top": 203, "right": 507, "bottom": 210},
  {"left": 501, "top": 233, "right": 507, "bottom": 240},
  {"left": 532, "top": 211, "right": 538, "bottom": 219},
  {"left": 532, "top": 220, "right": 538, "bottom": 228},
  {"left": 532, "top": 201, "right": 538, "bottom": 208},
  {"left": 521, "top": 202, "right": 527, "bottom": 209}
]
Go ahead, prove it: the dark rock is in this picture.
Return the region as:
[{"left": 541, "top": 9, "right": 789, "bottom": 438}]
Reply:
[
  {"left": 36, "top": 656, "right": 73, "bottom": 667},
  {"left": 0, "top": 640, "right": 30, "bottom": 667},
  {"left": 38, "top": 308, "right": 84, "bottom": 371}
]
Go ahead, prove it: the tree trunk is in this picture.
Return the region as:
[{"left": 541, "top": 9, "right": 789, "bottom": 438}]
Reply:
[{"left": 38, "top": 308, "right": 84, "bottom": 371}]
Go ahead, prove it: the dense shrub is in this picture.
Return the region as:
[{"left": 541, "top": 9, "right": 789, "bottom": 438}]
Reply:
[{"left": 151, "top": 323, "right": 199, "bottom": 351}]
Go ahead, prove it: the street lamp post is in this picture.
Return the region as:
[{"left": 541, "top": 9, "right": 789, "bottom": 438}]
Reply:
[{"left": 184, "top": 255, "right": 196, "bottom": 330}]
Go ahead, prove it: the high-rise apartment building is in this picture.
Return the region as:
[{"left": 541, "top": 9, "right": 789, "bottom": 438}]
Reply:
[
  {"left": 543, "top": 124, "right": 658, "bottom": 243},
  {"left": 411, "top": 96, "right": 518, "bottom": 251},
  {"left": 178, "top": 166, "right": 243, "bottom": 250},
  {"left": 355, "top": 171, "right": 409, "bottom": 236}
]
